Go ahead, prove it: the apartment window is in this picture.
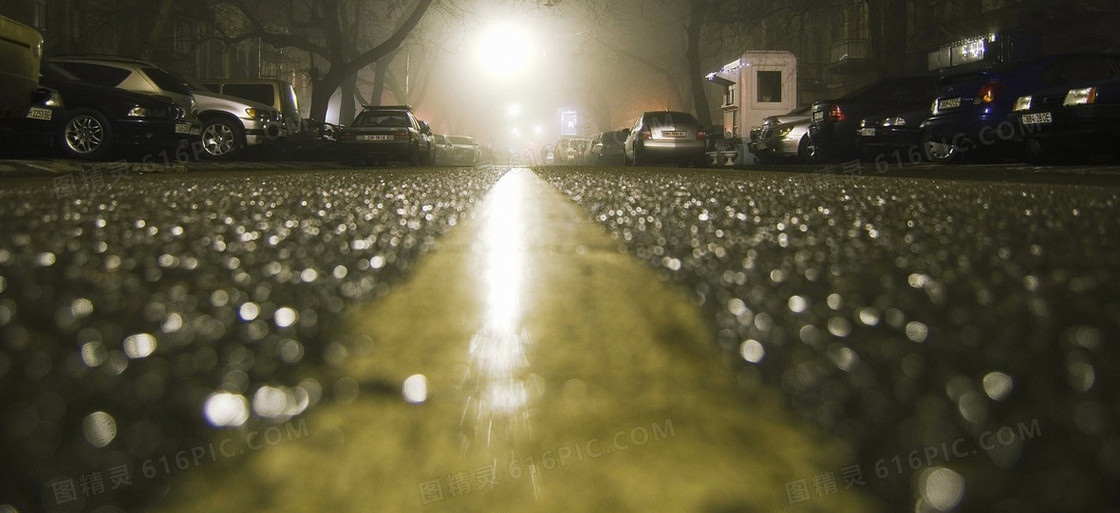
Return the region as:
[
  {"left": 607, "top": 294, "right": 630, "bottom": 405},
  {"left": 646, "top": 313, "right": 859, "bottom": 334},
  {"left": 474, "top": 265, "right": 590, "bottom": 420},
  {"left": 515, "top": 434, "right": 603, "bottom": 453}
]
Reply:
[
  {"left": 33, "top": 0, "right": 47, "bottom": 30},
  {"left": 757, "top": 71, "right": 782, "bottom": 103}
]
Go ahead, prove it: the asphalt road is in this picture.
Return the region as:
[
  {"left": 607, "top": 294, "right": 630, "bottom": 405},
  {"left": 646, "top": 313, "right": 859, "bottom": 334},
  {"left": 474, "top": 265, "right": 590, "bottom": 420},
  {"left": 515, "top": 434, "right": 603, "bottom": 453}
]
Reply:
[{"left": 1, "top": 161, "right": 1118, "bottom": 513}]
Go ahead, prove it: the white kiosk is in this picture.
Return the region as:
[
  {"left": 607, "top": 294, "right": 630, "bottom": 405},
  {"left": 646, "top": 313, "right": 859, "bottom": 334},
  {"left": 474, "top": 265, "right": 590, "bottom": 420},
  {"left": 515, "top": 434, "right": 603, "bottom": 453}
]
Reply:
[{"left": 706, "top": 51, "right": 798, "bottom": 164}]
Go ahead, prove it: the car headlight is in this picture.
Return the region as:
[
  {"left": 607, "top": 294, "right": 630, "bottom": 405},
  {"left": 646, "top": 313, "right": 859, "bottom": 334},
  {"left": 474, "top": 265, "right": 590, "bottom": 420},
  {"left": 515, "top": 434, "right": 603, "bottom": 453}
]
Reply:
[
  {"left": 40, "top": 90, "right": 64, "bottom": 108},
  {"left": 1012, "top": 96, "right": 1032, "bottom": 112},
  {"left": 1064, "top": 87, "right": 1097, "bottom": 106},
  {"left": 882, "top": 116, "right": 906, "bottom": 127},
  {"left": 127, "top": 106, "right": 150, "bottom": 118},
  {"left": 777, "top": 126, "right": 794, "bottom": 137}
]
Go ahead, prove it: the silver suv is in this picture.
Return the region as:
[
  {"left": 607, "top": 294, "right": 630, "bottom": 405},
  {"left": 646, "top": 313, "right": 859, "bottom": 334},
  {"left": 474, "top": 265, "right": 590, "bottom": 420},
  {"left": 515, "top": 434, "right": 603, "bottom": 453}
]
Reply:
[
  {"left": 200, "top": 79, "right": 303, "bottom": 136},
  {"left": 52, "top": 56, "right": 283, "bottom": 159}
]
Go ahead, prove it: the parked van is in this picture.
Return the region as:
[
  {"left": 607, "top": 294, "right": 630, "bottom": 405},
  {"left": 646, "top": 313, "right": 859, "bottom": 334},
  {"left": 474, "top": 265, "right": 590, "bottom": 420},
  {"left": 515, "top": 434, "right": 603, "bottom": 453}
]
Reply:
[
  {"left": 0, "top": 14, "right": 43, "bottom": 121},
  {"left": 0, "top": 15, "right": 64, "bottom": 152}
]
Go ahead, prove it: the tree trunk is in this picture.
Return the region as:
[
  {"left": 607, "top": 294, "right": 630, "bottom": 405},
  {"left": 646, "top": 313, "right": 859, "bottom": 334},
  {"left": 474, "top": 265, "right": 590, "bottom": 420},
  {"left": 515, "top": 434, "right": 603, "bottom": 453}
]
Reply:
[
  {"left": 686, "top": 1, "right": 712, "bottom": 127},
  {"left": 370, "top": 52, "right": 397, "bottom": 107},
  {"left": 139, "top": 0, "right": 176, "bottom": 61},
  {"left": 310, "top": 78, "right": 335, "bottom": 123},
  {"left": 306, "top": 0, "right": 434, "bottom": 122},
  {"left": 339, "top": 73, "right": 358, "bottom": 125}
]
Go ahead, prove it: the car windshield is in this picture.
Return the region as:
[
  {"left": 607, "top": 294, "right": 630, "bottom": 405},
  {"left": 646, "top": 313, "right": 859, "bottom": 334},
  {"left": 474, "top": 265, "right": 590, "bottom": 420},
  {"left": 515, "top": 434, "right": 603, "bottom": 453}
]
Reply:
[
  {"left": 644, "top": 111, "right": 696, "bottom": 127},
  {"left": 353, "top": 111, "right": 411, "bottom": 127}
]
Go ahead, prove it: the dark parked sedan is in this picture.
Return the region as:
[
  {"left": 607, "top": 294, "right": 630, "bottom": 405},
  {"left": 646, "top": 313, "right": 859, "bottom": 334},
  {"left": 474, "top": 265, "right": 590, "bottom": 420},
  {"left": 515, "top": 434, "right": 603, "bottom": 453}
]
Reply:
[
  {"left": 857, "top": 108, "right": 934, "bottom": 165},
  {"left": 337, "top": 105, "right": 433, "bottom": 166},
  {"left": 588, "top": 130, "right": 627, "bottom": 165},
  {"left": 919, "top": 53, "right": 1120, "bottom": 163},
  {"left": 808, "top": 76, "right": 936, "bottom": 163},
  {"left": 40, "top": 61, "right": 194, "bottom": 160},
  {"left": 1009, "top": 60, "right": 1120, "bottom": 162}
]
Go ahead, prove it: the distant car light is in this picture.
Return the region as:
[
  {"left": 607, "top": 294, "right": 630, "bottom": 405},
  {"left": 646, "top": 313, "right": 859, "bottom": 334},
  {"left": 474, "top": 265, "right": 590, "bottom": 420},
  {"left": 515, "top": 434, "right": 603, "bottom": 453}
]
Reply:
[
  {"left": 882, "top": 117, "right": 906, "bottom": 127},
  {"left": 1064, "top": 87, "right": 1097, "bottom": 106},
  {"left": 1012, "top": 96, "right": 1032, "bottom": 112},
  {"left": 127, "top": 106, "right": 149, "bottom": 118}
]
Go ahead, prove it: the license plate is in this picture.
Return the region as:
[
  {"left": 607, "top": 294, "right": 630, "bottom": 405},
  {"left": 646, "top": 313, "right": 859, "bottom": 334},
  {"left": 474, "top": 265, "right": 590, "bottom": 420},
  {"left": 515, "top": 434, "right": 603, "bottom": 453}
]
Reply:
[
  {"left": 1021, "top": 112, "right": 1052, "bottom": 125},
  {"left": 938, "top": 97, "right": 961, "bottom": 110},
  {"left": 661, "top": 130, "right": 686, "bottom": 137},
  {"left": 359, "top": 134, "right": 391, "bottom": 141},
  {"left": 175, "top": 123, "right": 191, "bottom": 134},
  {"left": 812, "top": 111, "right": 824, "bottom": 122},
  {"left": 859, "top": 128, "right": 876, "bottom": 137},
  {"left": 26, "top": 107, "right": 51, "bottom": 121}
]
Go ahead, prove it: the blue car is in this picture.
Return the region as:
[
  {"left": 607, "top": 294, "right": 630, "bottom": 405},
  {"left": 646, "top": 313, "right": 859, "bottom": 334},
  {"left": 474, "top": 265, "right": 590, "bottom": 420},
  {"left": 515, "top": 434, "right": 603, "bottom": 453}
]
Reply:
[
  {"left": 1008, "top": 56, "right": 1120, "bottom": 163},
  {"left": 919, "top": 53, "right": 1120, "bottom": 163}
]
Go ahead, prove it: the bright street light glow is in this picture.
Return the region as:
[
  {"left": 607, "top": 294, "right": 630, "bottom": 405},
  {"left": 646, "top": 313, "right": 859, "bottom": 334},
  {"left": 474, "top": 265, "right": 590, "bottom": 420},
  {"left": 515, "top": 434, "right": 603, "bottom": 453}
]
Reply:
[
  {"left": 474, "top": 21, "right": 536, "bottom": 81},
  {"left": 507, "top": 103, "right": 523, "bottom": 117}
]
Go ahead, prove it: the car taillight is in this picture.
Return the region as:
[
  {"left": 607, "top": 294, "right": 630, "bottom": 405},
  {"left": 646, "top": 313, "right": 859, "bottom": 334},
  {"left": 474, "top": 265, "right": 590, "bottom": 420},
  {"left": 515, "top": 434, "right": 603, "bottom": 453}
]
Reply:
[
  {"left": 978, "top": 82, "right": 1002, "bottom": 103},
  {"left": 642, "top": 127, "right": 652, "bottom": 140},
  {"left": 1064, "top": 87, "right": 1097, "bottom": 106},
  {"left": 696, "top": 127, "right": 707, "bottom": 140},
  {"left": 395, "top": 130, "right": 409, "bottom": 140},
  {"left": 828, "top": 104, "right": 845, "bottom": 122},
  {"left": 339, "top": 131, "right": 355, "bottom": 140}
]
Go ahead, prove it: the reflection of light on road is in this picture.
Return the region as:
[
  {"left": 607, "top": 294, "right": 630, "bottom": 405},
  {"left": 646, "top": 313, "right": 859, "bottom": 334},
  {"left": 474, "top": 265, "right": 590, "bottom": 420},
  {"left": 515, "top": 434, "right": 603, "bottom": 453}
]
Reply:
[{"left": 465, "top": 170, "right": 533, "bottom": 442}]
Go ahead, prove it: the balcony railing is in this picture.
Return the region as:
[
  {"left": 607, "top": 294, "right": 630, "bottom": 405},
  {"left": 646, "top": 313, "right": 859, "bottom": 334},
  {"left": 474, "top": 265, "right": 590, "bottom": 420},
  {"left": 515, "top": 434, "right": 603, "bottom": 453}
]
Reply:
[{"left": 830, "top": 39, "right": 871, "bottom": 64}]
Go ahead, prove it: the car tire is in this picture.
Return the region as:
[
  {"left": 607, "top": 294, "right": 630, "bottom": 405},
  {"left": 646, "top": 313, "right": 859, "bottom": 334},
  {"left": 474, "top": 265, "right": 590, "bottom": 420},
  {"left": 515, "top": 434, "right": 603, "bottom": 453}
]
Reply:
[
  {"left": 632, "top": 144, "right": 643, "bottom": 166},
  {"left": 60, "top": 109, "right": 114, "bottom": 160},
  {"left": 920, "top": 130, "right": 960, "bottom": 164},
  {"left": 200, "top": 117, "right": 245, "bottom": 159},
  {"left": 407, "top": 144, "right": 421, "bottom": 167},
  {"left": 796, "top": 135, "right": 812, "bottom": 163}
]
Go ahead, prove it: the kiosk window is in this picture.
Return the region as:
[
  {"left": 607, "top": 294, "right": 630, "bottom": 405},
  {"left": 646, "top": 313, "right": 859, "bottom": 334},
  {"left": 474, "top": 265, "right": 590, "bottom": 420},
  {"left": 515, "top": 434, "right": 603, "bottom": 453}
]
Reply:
[{"left": 757, "top": 71, "right": 782, "bottom": 102}]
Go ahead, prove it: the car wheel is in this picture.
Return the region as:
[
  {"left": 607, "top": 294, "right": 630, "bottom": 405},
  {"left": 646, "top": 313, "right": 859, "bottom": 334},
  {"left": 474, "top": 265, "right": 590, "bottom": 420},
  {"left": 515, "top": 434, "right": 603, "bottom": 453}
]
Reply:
[
  {"left": 920, "top": 130, "right": 959, "bottom": 164},
  {"left": 806, "top": 137, "right": 829, "bottom": 163},
  {"left": 632, "top": 144, "right": 643, "bottom": 166},
  {"left": 796, "top": 136, "right": 812, "bottom": 163},
  {"left": 60, "top": 109, "right": 114, "bottom": 160},
  {"left": 201, "top": 118, "right": 245, "bottom": 159}
]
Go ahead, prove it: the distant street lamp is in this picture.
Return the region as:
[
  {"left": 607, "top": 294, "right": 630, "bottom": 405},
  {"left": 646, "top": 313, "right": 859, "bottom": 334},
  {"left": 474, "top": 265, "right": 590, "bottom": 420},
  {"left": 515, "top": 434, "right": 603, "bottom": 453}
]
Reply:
[{"left": 474, "top": 22, "right": 536, "bottom": 82}]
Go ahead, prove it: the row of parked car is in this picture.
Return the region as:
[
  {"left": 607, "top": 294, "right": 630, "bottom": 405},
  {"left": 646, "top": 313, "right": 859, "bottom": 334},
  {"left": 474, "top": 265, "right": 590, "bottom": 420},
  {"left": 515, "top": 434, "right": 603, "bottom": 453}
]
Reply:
[
  {"left": 334, "top": 103, "right": 486, "bottom": 166},
  {"left": 3, "top": 15, "right": 491, "bottom": 167},
  {"left": 545, "top": 111, "right": 715, "bottom": 167},
  {"left": 0, "top": 14, "right": 310, "bottom": 162},
  {"left": 750, "top": 52, "right": 1120, "bottom": 165}
]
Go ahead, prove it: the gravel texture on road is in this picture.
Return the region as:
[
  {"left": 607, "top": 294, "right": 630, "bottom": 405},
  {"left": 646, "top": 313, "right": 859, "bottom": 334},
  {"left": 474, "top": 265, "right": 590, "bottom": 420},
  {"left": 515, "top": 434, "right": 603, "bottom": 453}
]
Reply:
[
  {"left": 0, "top": 167, "right": 504, "bottom": 511},
  {"left": 538, "top": 165, "right": 1120, "bottom": 513}
]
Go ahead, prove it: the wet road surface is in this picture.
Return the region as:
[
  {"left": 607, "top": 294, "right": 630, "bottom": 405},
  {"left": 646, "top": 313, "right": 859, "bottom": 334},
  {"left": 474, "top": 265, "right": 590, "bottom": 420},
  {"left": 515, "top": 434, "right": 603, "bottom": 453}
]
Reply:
[{"left": 1, "top": 163, "right": 1118, "bottom": 512}]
